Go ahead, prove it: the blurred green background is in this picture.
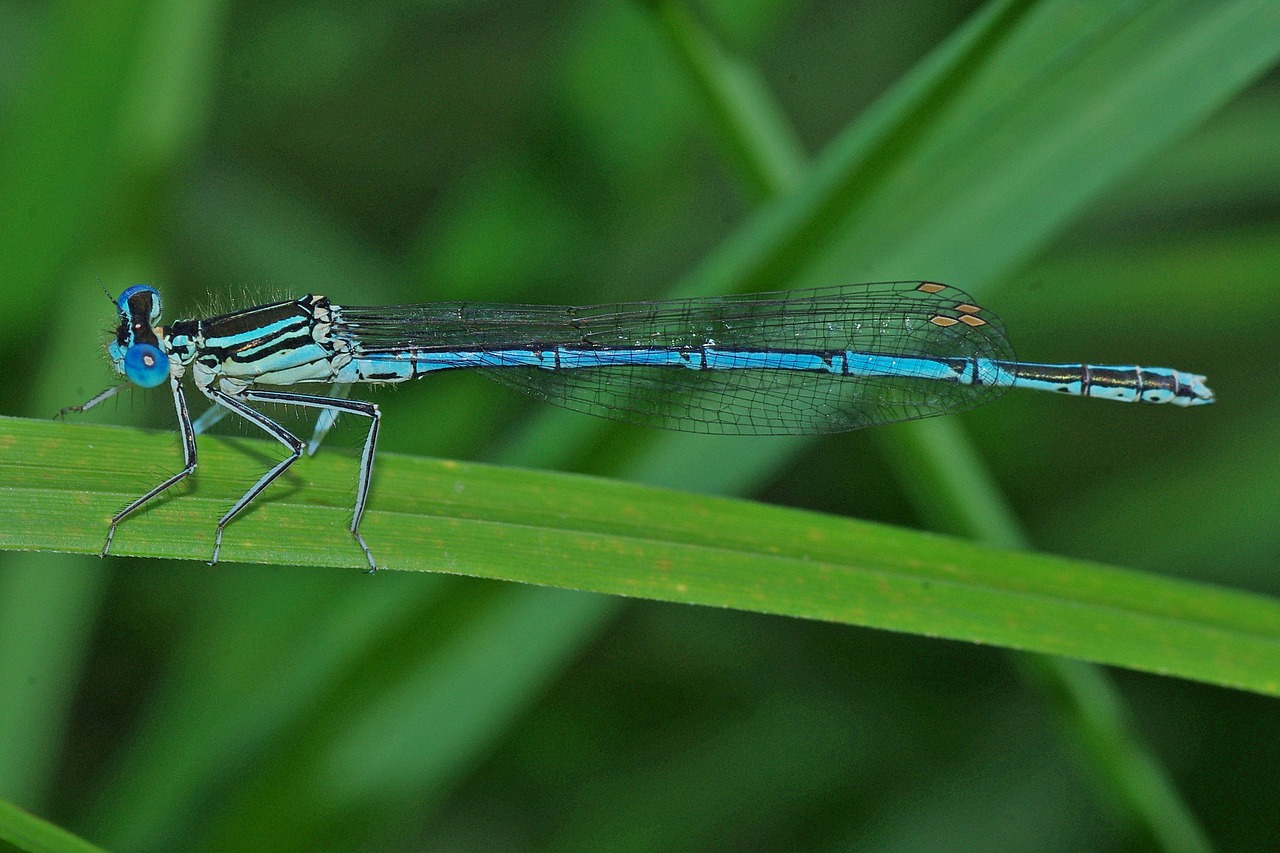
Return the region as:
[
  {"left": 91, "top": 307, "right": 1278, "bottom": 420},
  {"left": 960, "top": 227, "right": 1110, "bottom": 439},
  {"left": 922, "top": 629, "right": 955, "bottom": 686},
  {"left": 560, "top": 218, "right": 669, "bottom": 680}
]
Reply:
[{"left": 0, "top": 0, "right": 1278, "bottom": 850}]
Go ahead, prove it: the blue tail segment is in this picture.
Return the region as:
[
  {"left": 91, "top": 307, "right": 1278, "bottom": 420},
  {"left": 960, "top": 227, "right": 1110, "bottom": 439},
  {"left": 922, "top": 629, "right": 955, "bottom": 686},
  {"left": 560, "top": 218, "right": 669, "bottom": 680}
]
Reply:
[{"left": 1000, "top": 361, "right": 1213, "bottom": 407}]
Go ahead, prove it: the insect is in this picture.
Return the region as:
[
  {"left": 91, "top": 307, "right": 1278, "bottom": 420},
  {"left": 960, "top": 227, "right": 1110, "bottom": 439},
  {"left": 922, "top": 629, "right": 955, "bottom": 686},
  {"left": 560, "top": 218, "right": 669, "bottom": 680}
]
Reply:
[{"left": 61, "top": 282, "right": 1213, "bottom": 570}]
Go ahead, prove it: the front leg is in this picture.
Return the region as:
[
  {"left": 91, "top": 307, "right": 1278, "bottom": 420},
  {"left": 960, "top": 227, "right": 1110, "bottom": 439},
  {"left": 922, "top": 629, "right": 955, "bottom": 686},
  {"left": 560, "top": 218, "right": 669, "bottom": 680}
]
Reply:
[
  {"left": 103, "top": 377, "right": 198, "bottom": 556},
  {"left": 55, "top": 383, "right": 128, "bottom": 420}
]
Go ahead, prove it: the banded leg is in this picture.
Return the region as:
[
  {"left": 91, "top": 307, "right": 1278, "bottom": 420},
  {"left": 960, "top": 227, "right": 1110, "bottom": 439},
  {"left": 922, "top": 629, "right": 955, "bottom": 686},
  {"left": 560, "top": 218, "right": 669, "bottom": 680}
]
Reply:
[
  {"left": 55, "top": 382, "right": 128, "bottom": 420},
  {"left": 248, "top": 389, "right": 380, "bottom": 568},
  {"left": 193, "top": 383, "right": 352, "bottom": 457},
  {"left": 104, "top": 377, "right": 198, "bottom": 556},
  {"left": 204, "top": 387, "right": 381, "bottom": 570}
]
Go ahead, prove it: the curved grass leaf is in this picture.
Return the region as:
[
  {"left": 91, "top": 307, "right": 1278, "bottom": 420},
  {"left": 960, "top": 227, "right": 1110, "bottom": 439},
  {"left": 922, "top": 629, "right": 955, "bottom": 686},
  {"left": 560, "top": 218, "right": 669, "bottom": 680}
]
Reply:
[
  {"left": 3, "top": 415, "right": 1277, "bottom": 696},
  {"left": 0, "top": 797, "right": 104, "bottom": 853}
]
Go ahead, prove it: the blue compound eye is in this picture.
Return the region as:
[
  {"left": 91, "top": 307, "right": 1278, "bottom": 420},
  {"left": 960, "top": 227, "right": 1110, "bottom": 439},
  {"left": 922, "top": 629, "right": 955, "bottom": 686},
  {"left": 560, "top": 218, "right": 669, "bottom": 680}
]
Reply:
[
  {"left": 123, "top": 343, "right": 169, "bottom": 387},
  {"left": 117, "top": 284, "right": 162, "bottom": 321}
]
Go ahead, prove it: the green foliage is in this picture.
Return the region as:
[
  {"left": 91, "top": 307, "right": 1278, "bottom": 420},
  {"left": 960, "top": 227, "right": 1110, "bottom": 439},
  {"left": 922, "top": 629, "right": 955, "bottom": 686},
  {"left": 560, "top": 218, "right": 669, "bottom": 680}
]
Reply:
[
  {"left": 5, "top": 415, "right": 1279, "bottom": 699},
  {"left": 0, "top": 798, "right": 103, "bottom": 853},
  {"left": 0, "top": 0, "right": 1278, "bottom": 850}
]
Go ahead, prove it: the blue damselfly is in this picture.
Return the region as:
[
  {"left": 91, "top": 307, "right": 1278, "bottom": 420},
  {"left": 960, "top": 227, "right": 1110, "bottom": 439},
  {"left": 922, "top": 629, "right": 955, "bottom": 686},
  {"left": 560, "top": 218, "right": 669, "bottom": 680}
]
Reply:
[{"left": 62, "top": 282, "right": 1213, "bottom": 570}]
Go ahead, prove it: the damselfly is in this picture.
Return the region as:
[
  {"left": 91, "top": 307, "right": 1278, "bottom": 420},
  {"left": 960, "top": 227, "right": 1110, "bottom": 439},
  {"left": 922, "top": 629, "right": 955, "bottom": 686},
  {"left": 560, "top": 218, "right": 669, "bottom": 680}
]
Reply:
[{"left": 61, "top": 282, "right": 1213, "bottom": 570}]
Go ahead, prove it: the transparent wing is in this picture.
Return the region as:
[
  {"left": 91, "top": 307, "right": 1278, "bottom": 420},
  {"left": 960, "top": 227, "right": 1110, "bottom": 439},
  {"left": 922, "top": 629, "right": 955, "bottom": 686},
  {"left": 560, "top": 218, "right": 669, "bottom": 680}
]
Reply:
[{"left": 334, "top": 281, "right": 1014, "bottom": 435}]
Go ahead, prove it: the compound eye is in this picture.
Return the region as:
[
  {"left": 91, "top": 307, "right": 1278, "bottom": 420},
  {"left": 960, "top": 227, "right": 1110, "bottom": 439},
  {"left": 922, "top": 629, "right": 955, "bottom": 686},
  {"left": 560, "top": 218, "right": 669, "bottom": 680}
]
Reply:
[
  {"left": 123, "top": 343, "right": 169, "bottom": 387},
  {"left": 116, "top": 284, "right": 162, "bottom": 321}
]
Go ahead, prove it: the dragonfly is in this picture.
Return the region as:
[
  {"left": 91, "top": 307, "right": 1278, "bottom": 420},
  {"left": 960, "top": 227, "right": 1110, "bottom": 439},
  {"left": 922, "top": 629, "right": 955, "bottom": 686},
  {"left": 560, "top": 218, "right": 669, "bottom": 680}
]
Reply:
[{"left": 61, "top": 281, "right": 1213, "bottom": 571}]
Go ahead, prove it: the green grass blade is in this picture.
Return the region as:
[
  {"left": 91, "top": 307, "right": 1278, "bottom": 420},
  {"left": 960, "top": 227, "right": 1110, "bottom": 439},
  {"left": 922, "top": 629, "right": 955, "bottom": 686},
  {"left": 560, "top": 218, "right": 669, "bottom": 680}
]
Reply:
[
  {"left": 4, "top": 416, "right": 1278, "bottom": 696},
  {"left": 0, "top": 798, "right": 104, "bottom": 853},
  {"left": 645, "top": 0, "right": 806, "bottom": 198},
  {"left": 1016, "top": 656, "right": 1217, "bottom": 853}
]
